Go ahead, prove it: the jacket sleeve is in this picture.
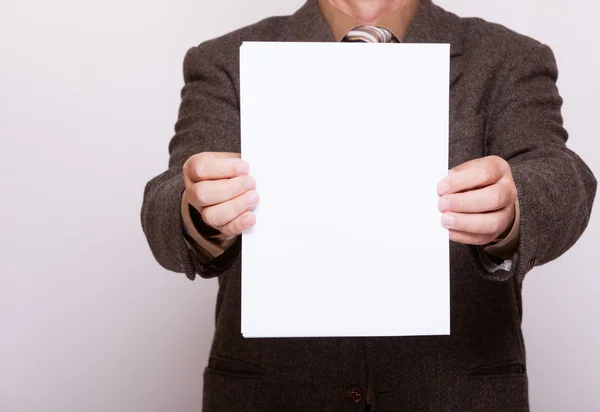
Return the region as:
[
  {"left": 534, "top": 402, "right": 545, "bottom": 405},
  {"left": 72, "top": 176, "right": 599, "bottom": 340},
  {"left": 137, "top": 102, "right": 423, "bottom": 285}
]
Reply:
[
  {"left": 141, "top": 44, "right": 242, "bottom": 280},
  {"left": 478, "top": 42, "right": 597, "bottom": 282}
]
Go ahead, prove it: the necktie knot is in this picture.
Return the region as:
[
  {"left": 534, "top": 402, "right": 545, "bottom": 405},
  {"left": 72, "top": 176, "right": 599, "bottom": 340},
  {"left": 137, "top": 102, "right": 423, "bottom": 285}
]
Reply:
[{"left": 343, "top": 26, "right": 398, "bottom": 43}]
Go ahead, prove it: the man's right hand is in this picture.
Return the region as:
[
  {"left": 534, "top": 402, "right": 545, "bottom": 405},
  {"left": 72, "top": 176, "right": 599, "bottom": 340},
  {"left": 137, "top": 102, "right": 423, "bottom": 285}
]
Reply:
[{"left": 183, "top": 152, "right": 259, "bottom": 237}]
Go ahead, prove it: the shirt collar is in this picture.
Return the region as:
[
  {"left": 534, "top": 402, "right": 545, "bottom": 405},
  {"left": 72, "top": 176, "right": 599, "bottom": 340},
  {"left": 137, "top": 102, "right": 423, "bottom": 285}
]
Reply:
[{"left": 317, "top": 0, "right": 417, "bottom": 42}]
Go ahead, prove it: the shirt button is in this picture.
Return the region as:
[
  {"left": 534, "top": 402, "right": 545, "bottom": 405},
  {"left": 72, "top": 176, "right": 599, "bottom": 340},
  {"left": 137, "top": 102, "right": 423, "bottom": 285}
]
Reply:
[{"left": 345, "top": 386, "right": 363, "bottom": 404}]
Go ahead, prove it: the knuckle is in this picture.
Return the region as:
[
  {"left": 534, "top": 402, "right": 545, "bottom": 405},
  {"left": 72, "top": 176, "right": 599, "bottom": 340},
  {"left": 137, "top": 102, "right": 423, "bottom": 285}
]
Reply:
[
  {"left": 488, "top": 216, "right": 501, "bottom": 234},
  {"left": 489, "top": 155, "right": 503, "bottom": 167},
  {"left": 492, "top": 188, "right": 504, "bottom": 209},
  {"left": 194, "top": 183, "right": 209, "bottom": 206},
  {"left": 220, "top": 224, "right": 234, "bottom": 237},
  {"left": 195, "top": 160, "right": 207, "bottom": 180},
  {"left": 230, "top": 198, "right": 246, "bottom": 220},
  {"left": 196, "top": 152, "right": 212, "bottom": 161},
  {"left": 234, "top": 217, "right": 246, "bottom": 234},
  {"left": 184, "top": 155, "right": 198, "bottom": 177},
  {"left": 240, "top": 176, "right": 252, "bottom": 193},
  {"left": 228, "top": 217, "right": 243, "bottom": 236},
  {"left": 496, "top": 157, "right": 511, "bottom": 176},
  {"left": 488, "top": 155, "right": 501, "bottom": 163},
  {"left": 242, "top": 190, "right": 258, "bottom": 209},
  {"left": 228, "top": 179, "right": 242, "bottom": 200},
  {"left": 185, "top": 153, "right": 198, "bottom": 166},
  {"left": 201, "top": 208, "right": 218, "bottom": 228},
  {"left": 480, "top": 167, "right": 493, "bottom": 183},
  {"left": 449, "top": 231, "right": 461, "bottom": 243}
]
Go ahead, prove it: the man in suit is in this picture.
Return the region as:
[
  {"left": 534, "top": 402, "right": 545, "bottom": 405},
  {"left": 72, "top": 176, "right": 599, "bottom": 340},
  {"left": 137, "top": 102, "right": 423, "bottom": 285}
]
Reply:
[{"left": 141, "top": 0, "right": 597, "bottom": 410}]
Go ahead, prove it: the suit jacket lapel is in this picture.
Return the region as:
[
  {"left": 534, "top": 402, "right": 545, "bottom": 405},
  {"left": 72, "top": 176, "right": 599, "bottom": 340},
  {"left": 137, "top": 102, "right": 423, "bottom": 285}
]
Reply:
[
  {"left": 402, "top": 0, "right": 465, "bottom": 86},
  {"left": 283, "top": 0, "right": 464, "bottom": 86},
  {"left": 280, "top": 0, "right": 335, "bottom": 43}
]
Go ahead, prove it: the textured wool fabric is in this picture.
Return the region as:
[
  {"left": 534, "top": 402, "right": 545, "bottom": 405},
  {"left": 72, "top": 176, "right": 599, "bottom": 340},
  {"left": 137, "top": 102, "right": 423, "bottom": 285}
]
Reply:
[{"left": 140, "top": 0, "right": 597, "bottom": 410}]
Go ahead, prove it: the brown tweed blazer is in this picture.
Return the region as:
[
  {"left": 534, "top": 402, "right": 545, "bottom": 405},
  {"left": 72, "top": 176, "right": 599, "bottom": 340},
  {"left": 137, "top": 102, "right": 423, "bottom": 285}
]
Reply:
[{"left": 141, "top": 0, "right": 597, "bottom": 411}]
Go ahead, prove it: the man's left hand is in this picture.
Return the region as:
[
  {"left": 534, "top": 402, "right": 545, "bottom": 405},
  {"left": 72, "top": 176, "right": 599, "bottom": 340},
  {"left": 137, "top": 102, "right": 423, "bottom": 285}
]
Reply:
[{"left": 437, "top": 156, "right": 518, "bottom": 245}]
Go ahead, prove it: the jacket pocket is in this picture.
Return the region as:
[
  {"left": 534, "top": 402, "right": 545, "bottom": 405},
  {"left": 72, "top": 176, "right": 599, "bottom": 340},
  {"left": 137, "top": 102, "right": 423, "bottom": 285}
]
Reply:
[
  {"left": 206, "top": 354, "right": 265, "bottom": 378},
  {"left": 467, "top": 360, "right": 526, "bottom": 377},
  {"left": 202, "top": 359, "right": 266, "bottom": 412},
  {"left": 202, "top": 369, "right": 265, "bottom": 412},
  {"left": 458, "top": 371, "right": 529, "bottom": 412}
]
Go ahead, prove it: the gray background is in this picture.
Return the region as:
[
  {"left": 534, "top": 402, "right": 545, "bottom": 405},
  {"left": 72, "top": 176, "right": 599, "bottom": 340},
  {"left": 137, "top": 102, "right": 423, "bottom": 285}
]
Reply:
[{"left": 0, "top": 0, "right": 598, "bottom": 411}]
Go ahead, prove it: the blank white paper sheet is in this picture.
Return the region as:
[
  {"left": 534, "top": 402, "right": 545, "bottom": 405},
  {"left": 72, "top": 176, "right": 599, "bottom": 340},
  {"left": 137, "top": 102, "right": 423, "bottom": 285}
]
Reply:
[{"left": 240, "top": 41, "right": 450, "bottom": 338}]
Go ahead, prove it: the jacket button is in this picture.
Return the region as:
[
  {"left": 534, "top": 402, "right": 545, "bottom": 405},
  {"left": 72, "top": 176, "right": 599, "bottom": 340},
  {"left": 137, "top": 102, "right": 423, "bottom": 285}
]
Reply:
[{"left": 345, "top": 387, "right": 363, "bottom": 404}]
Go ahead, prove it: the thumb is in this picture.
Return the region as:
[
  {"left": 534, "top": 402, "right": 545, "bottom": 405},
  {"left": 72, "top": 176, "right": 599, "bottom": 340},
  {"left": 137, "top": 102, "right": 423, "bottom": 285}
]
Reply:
[
  {"left": 449, "top": 157, "right": 482, "bottom": 174},
  {"left": 212, "top": 152, "right": 241, "bottom": 159}
]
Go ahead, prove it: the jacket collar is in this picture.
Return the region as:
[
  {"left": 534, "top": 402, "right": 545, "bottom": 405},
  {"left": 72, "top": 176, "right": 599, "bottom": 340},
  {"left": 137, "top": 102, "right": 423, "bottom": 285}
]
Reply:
[{"left": 282, "top": 0, "right": 465, "bottom": 85}]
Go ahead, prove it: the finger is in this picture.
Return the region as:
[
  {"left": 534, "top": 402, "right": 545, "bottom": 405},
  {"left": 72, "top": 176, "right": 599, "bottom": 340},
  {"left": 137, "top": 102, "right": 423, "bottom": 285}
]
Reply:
[
  {"left": 190, "top": 175, "right": 256, "bottom": 208},
  {"left": 185, "top": 152, "right": 248, "bottom": 182},
  {"left": 217, "top": 211, "right": 257, "bottom": 237},
  {"left": 438, "top": 180, "right": 516, "bottom": 213},
  {"left": 448, "top": 230, "right": 496, "bottom": 246},
  {"left": 438, "top": 156, "right": 508, "bottom": 195},
  {"left": 441, "top": 207, "right": 513, "bottom": 236},
  {"left": 201, "top": 190, "right": 260, "bottom": 228}
]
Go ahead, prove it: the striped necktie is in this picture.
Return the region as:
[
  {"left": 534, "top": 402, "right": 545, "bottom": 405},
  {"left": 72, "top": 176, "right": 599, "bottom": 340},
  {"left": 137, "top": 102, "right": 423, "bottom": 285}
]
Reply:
[{"left": 343, "top": 26, "right": 399, "bottom": 43}]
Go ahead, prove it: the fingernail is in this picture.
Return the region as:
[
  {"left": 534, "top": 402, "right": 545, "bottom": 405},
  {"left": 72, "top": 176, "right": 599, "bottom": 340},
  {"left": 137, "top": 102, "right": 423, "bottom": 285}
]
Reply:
[
  {"left": 243, "top": 214, "right": 256, "bottom": 227},
  {"left": 236, "top": 161, "right": 249, "bottom": 174},
  {"left": 245, "top": 176, "right": 256, "bottom": 190},
  {"left": 437, "top": 179, "right": 451, "bottom": 195},
  {"left": 247, "top": 191, "right": 260, "bottom": 206},
  {"left": 439, "top": 196, "right": 451, "bottom": 211},
  {"left": 441, "top": 214, "right": 455, "bottom": 228}
]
